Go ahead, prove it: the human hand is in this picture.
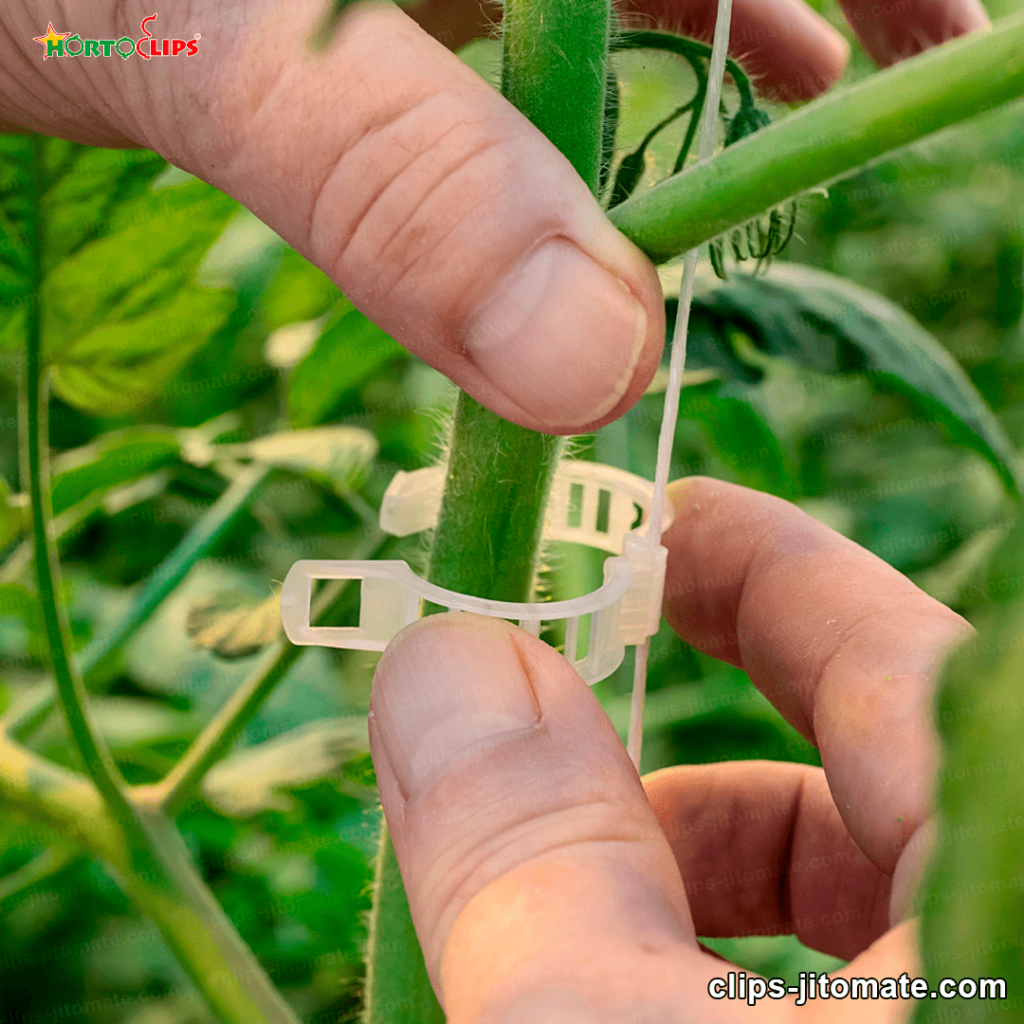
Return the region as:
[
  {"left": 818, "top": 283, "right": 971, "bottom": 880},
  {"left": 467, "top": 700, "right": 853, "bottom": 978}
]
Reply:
[
  {"left": 0, "top": 0, "right": 988, "bottom": 436},
  {"left": 368, "top": 476, "right": 974, "bottom": 1022}
]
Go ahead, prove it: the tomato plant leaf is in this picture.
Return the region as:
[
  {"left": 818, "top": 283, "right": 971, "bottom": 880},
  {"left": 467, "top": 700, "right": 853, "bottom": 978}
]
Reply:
[
  {"left": 683, "top": 263, "right": 1020, "bottom": 494},
  {"left": 1, "top": 155, "right": 238, "bottom": 414},
  {"left": 50, "top": 429, "right": 182, "bottom": 515},
  {"left": 230, "top": 426, "right": 379, "bottom": 494},
  {"left": 86, "top": 696, "right": 202, "bottom": 750},
  {"left": 288, "top": 307, "right": 404, "bottom": 428},
  {"left": 260, "top": 246, "right": 344, "bottom": 334},
  {"left": 914, "top": 596, "right": 1024, "bottom": 1022},
  {"left": 201, "top": 718, "right": 370, "bottom": 817},
  {"left": 50, "top": 285, "right": 234, "bottom": 416},
  {"left": 679, "top": 378, "right": 798, "bottom": 499},
  {"left": 0, "top": 137, "right": 168, "bottom": 322},
  {"left": 186, "top": 591, "right": 283, "bottom": 659}
]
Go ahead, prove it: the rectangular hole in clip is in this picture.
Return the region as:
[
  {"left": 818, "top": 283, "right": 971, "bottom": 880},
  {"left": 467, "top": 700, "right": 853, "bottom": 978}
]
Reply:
[
  {"left": 312, "top": 577, "right": 361, "bottom": 629},
  {"left": 567, "top": 482, "right": 584, "bottom": 529},
  {"left": 595, "top": 488, "right": 611, "bottom": 534}
]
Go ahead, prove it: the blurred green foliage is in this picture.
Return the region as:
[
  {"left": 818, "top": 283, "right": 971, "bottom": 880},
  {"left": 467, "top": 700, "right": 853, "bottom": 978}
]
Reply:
[{"left": 1, "top": 6, "right": 1023, "bottom": 1022}]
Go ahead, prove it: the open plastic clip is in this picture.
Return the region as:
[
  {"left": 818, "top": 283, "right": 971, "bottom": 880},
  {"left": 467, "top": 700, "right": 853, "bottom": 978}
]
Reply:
[{"left": 281, "top": 462, "right": 672, "bottom": 685}]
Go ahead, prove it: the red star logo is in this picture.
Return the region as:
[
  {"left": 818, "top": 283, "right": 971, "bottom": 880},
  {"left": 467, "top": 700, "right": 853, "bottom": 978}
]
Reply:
[{"left": 33, "top": 23, "right": 69, "bottom": 59}]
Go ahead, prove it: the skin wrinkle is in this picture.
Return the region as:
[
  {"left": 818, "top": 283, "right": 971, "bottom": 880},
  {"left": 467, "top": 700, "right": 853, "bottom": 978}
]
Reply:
[
  {"left": 778, "top": 767, "right": 805, "bottom": 935},
  {"left": 867, "top": 855, "right": 892, "bottom": 939},
  {"left": 355, "top": 132, "right": 505, "bottom": 290},
  {"left": 396, "top": 178, "right": 508, "bottom": 306},
  {"left": 424, "top": 801, "right": 667, "bottom": 976},
  {"left": 62, "top": 0, "right": 148, "bottom": 143},
  {"left": 392, "top": 623, "right": 692, "bottom": 980},
  {"left": 804, "top": 603, "right": 895, "bottom": 740},
  {"left": 0, "top": 23, "right": 95, "bottom": 139},
  {"left": 308, "top": 96, "right": 475, "bottom": 280}
]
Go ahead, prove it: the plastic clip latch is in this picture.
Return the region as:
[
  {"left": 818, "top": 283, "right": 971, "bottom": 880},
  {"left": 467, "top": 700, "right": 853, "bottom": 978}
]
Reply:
[{"left": 619, "top": 535, "right": 668, "bottom": 645}]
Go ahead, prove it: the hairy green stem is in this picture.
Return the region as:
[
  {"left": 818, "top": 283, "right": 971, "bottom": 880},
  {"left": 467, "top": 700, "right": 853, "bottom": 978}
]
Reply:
[
  {"left": 428, "top": 396, "right": 564, "bottom": 599},
  {"left": 609, "top": 11, "right": 1024, "bottom": 262},
  {"left": 21, "top": 135, "right": 143, "bottom": 842},
  {"left": 2, "top": 464, "right": 270, "bottom": 740},
  {"left": 362, "top": 2, "right": 614, "bottom": 1022},
  {"left": 13, "top": 136, "right": 301, "bottom": 1024},
  {"left": 0, "top": 732, "right": 301, "bottom": 1024}
]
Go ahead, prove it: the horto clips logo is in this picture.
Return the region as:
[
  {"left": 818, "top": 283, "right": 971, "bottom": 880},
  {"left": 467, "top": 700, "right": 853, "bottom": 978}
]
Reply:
[{"left": 34, "top": 14, "right": 200, "bottom": 61}]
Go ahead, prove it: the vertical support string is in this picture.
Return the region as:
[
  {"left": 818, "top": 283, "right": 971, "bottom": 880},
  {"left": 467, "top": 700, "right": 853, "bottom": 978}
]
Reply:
[{"left": 626, "top": 0, "right": 735, "bottom": 771}]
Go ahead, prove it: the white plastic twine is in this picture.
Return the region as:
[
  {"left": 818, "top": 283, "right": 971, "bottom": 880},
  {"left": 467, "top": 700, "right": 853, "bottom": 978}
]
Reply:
[{"left": 625, "top": 0, "right": 735, "bottom": 770}]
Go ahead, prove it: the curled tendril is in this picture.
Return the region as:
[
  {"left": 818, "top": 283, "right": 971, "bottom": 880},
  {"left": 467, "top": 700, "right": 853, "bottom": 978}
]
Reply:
[
  {"left": 605, "top": 25, "right": 803, "bottom": 272},
  {"left": 710, "top": 199, "right": 799, "bottom": 280}
]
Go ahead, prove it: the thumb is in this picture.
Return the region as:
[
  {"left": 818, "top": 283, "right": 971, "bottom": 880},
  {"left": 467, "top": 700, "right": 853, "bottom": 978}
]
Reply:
[
  {"left": 369, "top": 613, "right": 695, "bottom": 1022},
  {"left": 174, "top": 1, "right": 664, "bottom": 434}
]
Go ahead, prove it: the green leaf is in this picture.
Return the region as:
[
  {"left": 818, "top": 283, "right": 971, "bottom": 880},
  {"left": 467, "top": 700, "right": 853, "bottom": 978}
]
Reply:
[
  {"left": 232, "top": 426, "right": 378, "bottom": 493},
  {"left": 50, "top": 429, "right": 181, "bottom": 516},
  {"left": 202, "top": 718, "right": 370, "bottom": 817},
  {"left": 33, "top": 177, "right": 237, "bottom": 413},
  {"left": 42, "top": 178, "right": 235, "bottom": 346},
  {"left": 679, "top": 379, "right": 797, "bottom": 498},
  {"left": 1, "top": 150, "right": 237, "bottom": 412},
  {"left": 42, "top": 147, "right": 169, "bottom": 270},
  {"left": 288, "top": 307, "right": 404, "bottom": 428},
  {"left": 186, "top": 591, "right": 282, "bottom": 659},
  {"left": 0, "top": 136, "right": 39, "bottom": 306},
  {"left": 87, "top": 696, "right": 202, "bottom": 750},
  {"left": 0, "top": 138, "right": 168, "bottom": 326},
  {"left": 0, "top": 582, "right": 38, "bottom": 636},
  {"left": 0, "top": 475, "right": 29, "bottom": 550},
  {"left": 685, "top": 263, "right": 1021, "bottom": 493},
  {"left": 260, "top": 246, "right": 343, "bottom": 334},
  {"left": 50, "top": 285, "right": 234, "bottom": 415},
  {"left": 914, "top": 600, "right": 1024, "bottom": 1023}
]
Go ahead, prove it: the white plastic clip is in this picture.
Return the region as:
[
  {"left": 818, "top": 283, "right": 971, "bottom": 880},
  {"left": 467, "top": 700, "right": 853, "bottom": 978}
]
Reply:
[{"left": 281, "top": 462, "right": 672, "bottom": 685}]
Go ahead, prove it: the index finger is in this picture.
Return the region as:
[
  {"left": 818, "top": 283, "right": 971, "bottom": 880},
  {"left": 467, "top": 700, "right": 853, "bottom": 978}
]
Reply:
[{"left": 660, "top": 476, "right": 973, "bottom": 875}]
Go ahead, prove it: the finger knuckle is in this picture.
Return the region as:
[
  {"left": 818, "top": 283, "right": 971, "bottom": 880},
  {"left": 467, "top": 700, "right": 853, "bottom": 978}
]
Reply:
[{"left": 309, "top": 90, "right": 523, "bottom": 315}]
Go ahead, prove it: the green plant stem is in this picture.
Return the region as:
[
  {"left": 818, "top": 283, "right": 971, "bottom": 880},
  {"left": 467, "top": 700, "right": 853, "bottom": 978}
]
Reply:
[
  {"left": 89, "top": 464, "right": 271, "bottom": 673},
  {"left": 0, "top": 845, "right": 76, "bottom": 904},
  {"left": 21, "top": 135, "right": 142, "bottom": 839},
  {"left": 1, "top": 463, "right": 270, "bottom": 740},
  {"left": 611, "top": 29, "right": 754, "bottom": 108},
  {"left": 0, "top": 538, "right": 384, "bottom": 1024},
  {"left": 0, "top": 733, "right": 302, "bottom": 1024},
  {"left": 361, "top": 3, "right": 613, "bottom": 1023},
  {"left": 155, "top": 535, "right": 388, "bottom": 816},
  {"left": 609, "top": 10, "right": 1024, "bottom": 262},
  {"left": 14, "top": 136, "right": 302, "bottom": 1024},
  {"left": 428, "top": 396, "right": 564, "bottom": 599}
]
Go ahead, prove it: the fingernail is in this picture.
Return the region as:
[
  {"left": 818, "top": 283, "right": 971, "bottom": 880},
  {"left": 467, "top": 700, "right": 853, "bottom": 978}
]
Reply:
[
  {"left": 371, "top": 615, "right": 540, "bottom": 798},
  {"left": 462, "top": 238, "right": 647, "bottom": 430}
]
